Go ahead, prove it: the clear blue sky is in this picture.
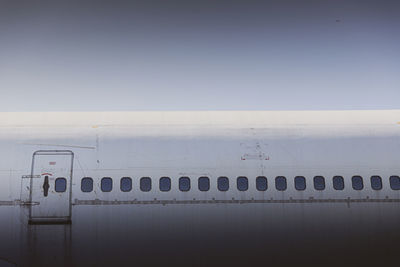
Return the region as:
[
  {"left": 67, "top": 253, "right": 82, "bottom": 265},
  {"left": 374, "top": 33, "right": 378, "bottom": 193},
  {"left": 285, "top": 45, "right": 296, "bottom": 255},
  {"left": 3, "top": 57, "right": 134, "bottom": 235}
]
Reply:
[{"left": 0, "top": 0, "right": 399, "bottom": 111}]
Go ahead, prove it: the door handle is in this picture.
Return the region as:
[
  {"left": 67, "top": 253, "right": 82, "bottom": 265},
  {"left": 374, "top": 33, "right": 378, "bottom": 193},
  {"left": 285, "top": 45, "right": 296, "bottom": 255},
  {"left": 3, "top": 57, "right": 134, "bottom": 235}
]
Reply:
[{"left": 43, "top": 176, "right": 50, "bottom": 197}]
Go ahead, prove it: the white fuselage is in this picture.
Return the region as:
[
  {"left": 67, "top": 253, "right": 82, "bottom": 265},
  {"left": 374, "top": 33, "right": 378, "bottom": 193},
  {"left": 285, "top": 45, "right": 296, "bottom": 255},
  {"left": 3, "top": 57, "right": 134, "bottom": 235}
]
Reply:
[{"left": 0, "top": 110, "right": 399, "bottom": 267}]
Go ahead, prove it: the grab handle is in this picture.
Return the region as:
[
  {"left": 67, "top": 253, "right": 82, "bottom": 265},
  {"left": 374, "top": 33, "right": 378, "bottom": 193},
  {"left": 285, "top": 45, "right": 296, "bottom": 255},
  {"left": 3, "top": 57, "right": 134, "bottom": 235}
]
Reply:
[{"left": 43, "top": 176, "right": 50, "bottom": 197}]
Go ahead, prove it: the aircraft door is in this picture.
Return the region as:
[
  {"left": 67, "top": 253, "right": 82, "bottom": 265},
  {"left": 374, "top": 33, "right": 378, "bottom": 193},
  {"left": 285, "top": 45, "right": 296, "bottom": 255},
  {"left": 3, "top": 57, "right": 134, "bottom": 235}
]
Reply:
[{"left": 29, "top": 150, "right": 74, "bottom": 224}]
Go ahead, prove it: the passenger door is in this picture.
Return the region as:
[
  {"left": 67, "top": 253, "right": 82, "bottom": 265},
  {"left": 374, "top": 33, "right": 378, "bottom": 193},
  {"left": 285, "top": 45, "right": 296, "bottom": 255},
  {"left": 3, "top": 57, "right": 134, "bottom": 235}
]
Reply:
[{"left": 29, "top": 150, "right": 74, "bottom": 224}]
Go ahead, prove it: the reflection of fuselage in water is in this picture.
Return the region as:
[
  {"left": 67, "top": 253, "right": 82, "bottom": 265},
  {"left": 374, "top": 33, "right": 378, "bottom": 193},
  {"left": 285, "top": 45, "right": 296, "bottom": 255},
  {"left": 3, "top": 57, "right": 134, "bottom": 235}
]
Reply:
[{"left": 0, "top": 111, "right": 399, "bottom": 267}]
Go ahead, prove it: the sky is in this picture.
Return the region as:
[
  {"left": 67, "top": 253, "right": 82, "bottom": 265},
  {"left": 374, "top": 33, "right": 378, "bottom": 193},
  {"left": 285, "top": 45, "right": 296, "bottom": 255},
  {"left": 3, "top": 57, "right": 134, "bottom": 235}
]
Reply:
[{"left": 0, "top": 0, "right": 399, "bottom": 111}]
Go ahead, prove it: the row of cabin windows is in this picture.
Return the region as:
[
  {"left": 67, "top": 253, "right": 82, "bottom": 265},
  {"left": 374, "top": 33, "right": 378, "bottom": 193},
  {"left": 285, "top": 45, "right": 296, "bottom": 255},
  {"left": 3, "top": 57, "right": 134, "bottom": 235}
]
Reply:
[{"left": 80, "top": 175, "right": 400, "bottom": 193}]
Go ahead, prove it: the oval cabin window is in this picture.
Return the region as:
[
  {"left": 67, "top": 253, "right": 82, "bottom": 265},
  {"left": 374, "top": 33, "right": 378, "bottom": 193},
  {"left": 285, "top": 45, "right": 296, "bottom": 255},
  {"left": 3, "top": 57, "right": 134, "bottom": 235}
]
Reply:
[
  {"left": 313, "top": 176, "right": 325, "bottom": 191},
  {"left": 390, "top": 176, "right": 400, "bottom": 190},
  {"left": 120, "top": 177, "right": 132, "bottom": 192},
  {"left": 140, "top": 177, "right": 152, "bottom": 192},
  {"left": 237, "top": 176, "right": 248, "bottom": 191},
  {"left": 352, "top": 176, "right": 364, "bottom": 190},
  {"left": 217, "top": 177, "right": 229, "bottom": 192},
  {"left": 55, "top": 177, "right": 67, "bottom": 193},
  {"left": 256, "top": 176, "right": 268, "bottom": 191},
  {"left": 332, "top": 176, "right": 344, "bottom": 190},
  {"left": 81, "top": 177, "right": 93, "bottom": 193},
  {"left": 198, "top": 177, "right": 210, "bottom": 192},
  {"left": 275, "top": 176, "right": 287, "bottom": 191},
  {"left": 294, "top": 176, "right": 306, "bottom": 191},
  {"left": 159, "top": 177, "right": 171, "bottom": 192},
  {"left": 101, "top": 177, "right": 113, "bottom": 192},
  {"left": 370, "top": 176, "right": 382, "bottom": 190},
  {"left": 179, "top": 177, "right": 190, "bottom": 192}
]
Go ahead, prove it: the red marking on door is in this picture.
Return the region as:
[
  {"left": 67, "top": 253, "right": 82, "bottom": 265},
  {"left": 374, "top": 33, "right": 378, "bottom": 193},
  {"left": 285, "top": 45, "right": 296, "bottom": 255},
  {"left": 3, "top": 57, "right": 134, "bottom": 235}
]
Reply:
[
  {"left": 49, "top": 162, "right": 56, "bottom": 165},
  {"left": 41, "top": 173, "right": 53, "bottom": 176}
]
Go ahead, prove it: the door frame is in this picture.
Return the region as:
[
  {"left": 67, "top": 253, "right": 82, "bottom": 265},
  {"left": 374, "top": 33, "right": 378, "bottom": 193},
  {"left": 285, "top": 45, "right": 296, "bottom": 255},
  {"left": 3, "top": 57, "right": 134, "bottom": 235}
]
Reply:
[{"left": 29, "top": 150, "right": 74, "bottom": 224}]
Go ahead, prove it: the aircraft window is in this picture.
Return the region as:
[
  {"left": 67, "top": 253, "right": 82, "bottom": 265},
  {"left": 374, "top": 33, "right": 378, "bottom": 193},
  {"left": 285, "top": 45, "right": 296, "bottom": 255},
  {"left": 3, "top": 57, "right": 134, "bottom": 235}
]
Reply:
[
  {"left": 55, "top": 178, "right": 67, "bottom": 193},
  {"left": 352, "top": 176, "right": 364, "bottom": 190},
  {"left": 159, "top": 177, "right": 171, "bottom": 192},
  {"left": 120, "top": 177, "right": 132, "bottom": 192},
  {"left": 332, "top": 176, "right": 344, "bottom": 190},
  {"left": 218, "top": 177, "right": 229, "bottom": 191},
  {"left": 370, "top": 176, "right": 382, "bottom": 190},
  {"left": 313, "top": 176, "right": 325, "bottom": 191},
  {"left": 140, "top": 177, "right": 152, "bottom": 192},
  {"left": 275, "top": 176, "right": 287, "bottom": 191},
  {"left": 390, "top": 176, "right": 400, "bottom": 190},
  {"left": 81, "top": 177, "right": 93, "bottom": 192},
  {"left": 101, "top": 177, "right": 113, "bottom": 192},
  {"left": 294, "top": 176, "right": 306, "bottom": 191},
  {"left": 179, "top": 177, "right": 190, "bottom": 192},
  {"left": 256, "top": 176, "right": 268, "bottom": 191},
  {"left": 237, "top": 176, "right": 248, "bottom": 191},
  {"left": 198, "top": 177, "right": 210, "bottom": 192}
]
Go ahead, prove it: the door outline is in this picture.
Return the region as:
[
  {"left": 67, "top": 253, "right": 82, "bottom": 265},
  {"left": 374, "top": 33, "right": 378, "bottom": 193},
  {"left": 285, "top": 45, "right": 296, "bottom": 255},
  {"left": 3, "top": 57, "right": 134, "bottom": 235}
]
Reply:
[{"left": 29, "top": 150, "right": 74, "bottom": 224}]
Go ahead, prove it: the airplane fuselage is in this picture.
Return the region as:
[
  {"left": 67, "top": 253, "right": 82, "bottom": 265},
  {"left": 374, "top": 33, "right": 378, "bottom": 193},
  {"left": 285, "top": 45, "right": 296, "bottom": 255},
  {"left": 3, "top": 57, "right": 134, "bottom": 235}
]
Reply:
[{"left": 0, "top": 111, "right": 399, "bottom": 267}]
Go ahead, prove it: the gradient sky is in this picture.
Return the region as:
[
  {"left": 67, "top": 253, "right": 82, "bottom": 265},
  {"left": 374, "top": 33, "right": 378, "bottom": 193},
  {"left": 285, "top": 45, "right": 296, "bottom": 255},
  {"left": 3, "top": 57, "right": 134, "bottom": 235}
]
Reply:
[{"left": 0, "top": 0, "right": 399, "bottom": 111}]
